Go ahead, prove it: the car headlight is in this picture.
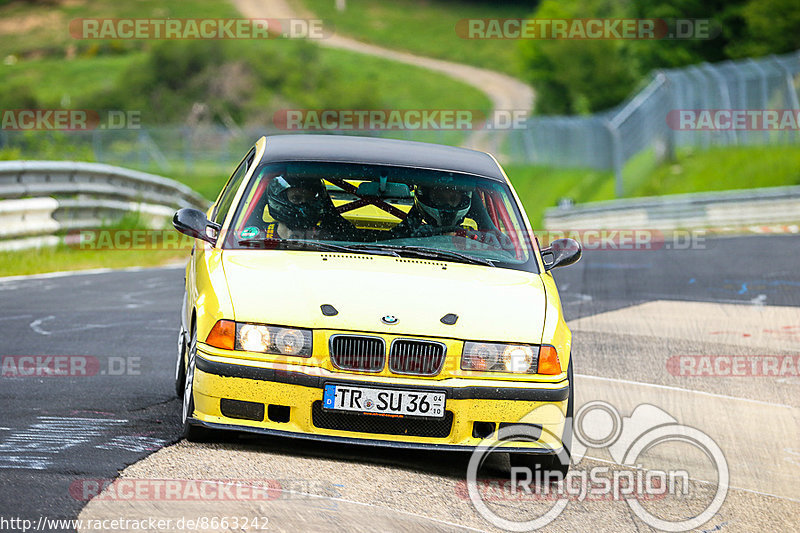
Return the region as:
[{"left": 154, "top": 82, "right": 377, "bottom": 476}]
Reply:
[
  {"left": 274, "top": 327, "right": 309, "bottom": 356},
  {"left": 238, "top": 324, "right": 271, "bottom": 352},
  {"left": 462, "top": 341, "right": 554, "bottom": 374},
  {"left": 206, "top": 322, "right": 312, "bottom": 357},
  {"left": 235, "top": 323, "right": 312, "bottom": 356}
]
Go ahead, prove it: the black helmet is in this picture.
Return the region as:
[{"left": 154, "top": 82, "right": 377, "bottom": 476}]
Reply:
[
  {"left": 267, "top": 176, "right": 326, "bottom": 231},
  {"left": 414, "top": 184, "right": 473, "bottom": 228}
]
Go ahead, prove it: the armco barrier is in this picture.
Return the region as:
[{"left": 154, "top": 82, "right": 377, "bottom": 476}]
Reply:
[
  {"left": 543, "top": 185, "right": 800, "bottom": 231},
  {"left": 0, "top": 161, "right": 209, "bottom": 251}
]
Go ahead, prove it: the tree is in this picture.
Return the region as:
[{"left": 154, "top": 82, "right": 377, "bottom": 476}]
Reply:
[
  {"left": 517, "top": 0, "right": 800, "bottom": 114},
  {"left": 727, "top": 0, "right": 800, "bottom": 57},
  {"left": 518, "top": 0, "right": 638, "bottom": 114}
]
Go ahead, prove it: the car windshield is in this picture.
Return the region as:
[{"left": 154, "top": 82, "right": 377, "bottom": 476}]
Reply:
[{"left": 224, "top": 161, "right": 538, "bottom": 272}]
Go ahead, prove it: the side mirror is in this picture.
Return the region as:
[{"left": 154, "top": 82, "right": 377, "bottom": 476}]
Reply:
[
  {"left": 541, "top": 238, "right": 581, "bottom": 271},
  {"left": 173, "top": 208, "right": 220, "bottom": 245}
]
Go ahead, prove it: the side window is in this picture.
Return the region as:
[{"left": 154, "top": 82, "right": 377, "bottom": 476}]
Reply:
[{"left": 212, "top": 148, "right": 256, "bottom": 225}]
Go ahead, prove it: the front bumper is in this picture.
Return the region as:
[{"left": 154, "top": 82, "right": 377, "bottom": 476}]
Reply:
[{"left": 191, "top": 351, "right": 570, "bottom": 453}]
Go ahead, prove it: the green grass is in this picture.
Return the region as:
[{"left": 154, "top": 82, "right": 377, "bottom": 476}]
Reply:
[
  {"left": 1, "top": 42, "right": 489, "bottom": 119},
  {"left": 0, "top": 0, "right": 490, "bottom": 121},
  {"left": 0, "top": 0, "right": 238, "bottom": 58},
  {"left": 170, "top": 166, "right": 233, "bottom": 203},
  {"left": 507, "top": 145, "right": 800, "bottom": 228},
  {"left": 0, "top": 213, "right": 192, "bottom": 277},
  {"left": 1, "top": 54, "right": 137, "bottom": 108},
  {"left": 0, "top": 245, "right": 189, "bottom": 278},
  {"left": 315, "top": 46, "right": 490, "bottom": 111},
  {"left": 295, "top": 0, "right": 531, "bottom": 76},
  {"left": 507, "top": 165, "right": 613, "bottom": 228},
  {"left": 634, "top": 145, "right": 800, "bottom": 196}
]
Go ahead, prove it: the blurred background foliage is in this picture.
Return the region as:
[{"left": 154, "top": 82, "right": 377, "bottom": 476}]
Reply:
[
  {"left": 0, "top": 0, "right": 492, "bottom": 127},
  {"left": 520, "top": 0, "right": 800, "bottom": 114},
  {"left": 2, "top": 0, "right": 798, "bottom": 120}
]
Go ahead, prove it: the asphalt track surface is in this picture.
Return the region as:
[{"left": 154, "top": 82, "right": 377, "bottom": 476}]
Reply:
[{"left": 0, "top": 234, "right": 798, "bottom": 532}]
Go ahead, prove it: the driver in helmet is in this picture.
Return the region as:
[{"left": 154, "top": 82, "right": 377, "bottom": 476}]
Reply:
[
  {"left": 389, "top": 183, "right": 473, "bottom": 238},
  {"left": 265, "top": 175, "right": 353, "bottom": 240}
]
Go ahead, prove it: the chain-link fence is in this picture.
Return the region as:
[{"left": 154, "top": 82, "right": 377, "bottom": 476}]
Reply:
[
  {"left": 0, "top": 125, "right": 466, "bottom": 181},
  {"left": 506, "top": 50, "right": 800, "bottom": 196},
  {"left": 1, "top": 51, "right": 797, "bottom": 198}
]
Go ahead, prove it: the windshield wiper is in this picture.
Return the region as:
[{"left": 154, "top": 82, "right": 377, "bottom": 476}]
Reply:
[
  {"left": 238, "top": 238, "right": 400, "bottom": 257},
  {"left": 237, "top": 239, "right": 490, "bottom": 265},
  {"left": 348, "top": 244, "right": 495, "bottom": 266}
]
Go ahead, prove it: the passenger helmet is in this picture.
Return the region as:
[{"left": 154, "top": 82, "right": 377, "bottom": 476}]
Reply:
[{"left": 414, "top": 184, "right": 473, "bottom": 228}]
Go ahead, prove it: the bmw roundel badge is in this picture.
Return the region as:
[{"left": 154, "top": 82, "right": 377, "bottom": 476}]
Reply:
[{"left": 381, "top": 315, "right": 399, "bottom": 325}]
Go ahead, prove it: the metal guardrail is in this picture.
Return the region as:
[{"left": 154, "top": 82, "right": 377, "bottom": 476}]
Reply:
[
  {"left": 543, "top": 186, "right": 800, "bottom": 231},
  {"left": 0, "top": 161, "right": 209, "bottom": 251}
]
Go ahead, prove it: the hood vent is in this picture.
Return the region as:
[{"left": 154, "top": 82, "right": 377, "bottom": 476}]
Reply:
[
  {"left": 440, "top": 313, "right": 458, "bottom": 325},
  {"left": 320, "top": 304, "right": 338, "bottom": 316}
]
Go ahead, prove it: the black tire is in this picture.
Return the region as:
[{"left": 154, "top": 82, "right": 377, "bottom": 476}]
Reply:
[
  {"left": 180, "top": 323, "right": 213, "bottom": 442},
  {"left": 509, "top": 358, "right": 574, "bottom": 479},
  {"left": 175, "top": 328, "right": 187, "bottom": 398}
]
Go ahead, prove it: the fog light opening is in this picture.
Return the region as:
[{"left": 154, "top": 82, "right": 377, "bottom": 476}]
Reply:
[
  {"left": 220, "top": 399, "right": 265, "bottom": 422},
  {"left": 472, "top": 421, "right": 496, "bottom": 439},
  {"left": 268, "top": 404, "right": 291, "bottom": 423}
]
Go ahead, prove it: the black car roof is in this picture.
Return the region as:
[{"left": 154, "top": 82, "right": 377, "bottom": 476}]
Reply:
[{"left": 260, "top": 134, "right": 506, "bottom": 182}]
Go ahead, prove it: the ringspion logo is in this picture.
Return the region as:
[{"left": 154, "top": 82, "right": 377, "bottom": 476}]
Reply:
[{"left": 466, "top": 402, "right": 728, "bottom": 531}]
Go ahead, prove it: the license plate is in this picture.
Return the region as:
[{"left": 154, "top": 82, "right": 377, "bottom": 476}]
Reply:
[{"left": 323, "top": 384, "right": 446, "bottom": 419}]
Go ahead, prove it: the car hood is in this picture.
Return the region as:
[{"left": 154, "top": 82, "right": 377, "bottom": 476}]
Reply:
[{"left": 222, "top": 251, "right": 547, "bottom": 343}]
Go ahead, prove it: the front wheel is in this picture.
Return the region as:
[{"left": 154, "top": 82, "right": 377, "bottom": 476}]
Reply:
[
  {"left": 175, "top": 327, "right": 187, "bottom": 398},
  {"left": 181, "top": 323, "right": 213, "bottom": 442}
]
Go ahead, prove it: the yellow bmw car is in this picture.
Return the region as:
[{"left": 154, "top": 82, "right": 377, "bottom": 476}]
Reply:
[{"left": 173, "top": 134, "right": 581, "bottom": 474}]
